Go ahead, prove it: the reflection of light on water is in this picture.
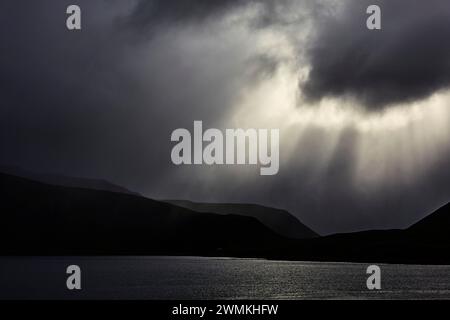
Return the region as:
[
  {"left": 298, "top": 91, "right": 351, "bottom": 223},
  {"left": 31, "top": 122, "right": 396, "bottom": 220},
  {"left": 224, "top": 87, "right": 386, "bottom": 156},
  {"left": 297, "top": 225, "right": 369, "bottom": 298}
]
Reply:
[{"left": 3, "top": 257, "right": 450, "bottom": 299}]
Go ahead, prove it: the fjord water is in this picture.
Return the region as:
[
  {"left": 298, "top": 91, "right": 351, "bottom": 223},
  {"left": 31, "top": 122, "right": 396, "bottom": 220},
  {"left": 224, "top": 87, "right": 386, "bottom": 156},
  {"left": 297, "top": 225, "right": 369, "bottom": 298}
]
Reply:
[{"left": 1, "top": 256, "right": 450, "bottom": 300}]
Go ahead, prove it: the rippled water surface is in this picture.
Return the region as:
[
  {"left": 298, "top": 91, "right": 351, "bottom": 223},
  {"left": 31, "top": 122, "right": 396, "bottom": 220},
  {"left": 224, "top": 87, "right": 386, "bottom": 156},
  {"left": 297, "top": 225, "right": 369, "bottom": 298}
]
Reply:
[{"left": 1, "top": 256, "right": 450, "bottom": 299}]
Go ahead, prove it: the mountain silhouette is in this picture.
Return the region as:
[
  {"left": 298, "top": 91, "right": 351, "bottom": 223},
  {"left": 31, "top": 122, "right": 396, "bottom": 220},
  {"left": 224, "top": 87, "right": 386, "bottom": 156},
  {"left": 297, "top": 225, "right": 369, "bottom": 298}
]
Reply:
[
  {"left": 166, "top": 200, "right": 318, "bottom": 239},
  {"left": 0, "top": 172, "right": 286, "bottom": 256},
  {"left": 0, "top": 167, "right": 317, "bottom": 241},
  {"left": 0, "top": 165, "right": 140, "bottom": 196}
]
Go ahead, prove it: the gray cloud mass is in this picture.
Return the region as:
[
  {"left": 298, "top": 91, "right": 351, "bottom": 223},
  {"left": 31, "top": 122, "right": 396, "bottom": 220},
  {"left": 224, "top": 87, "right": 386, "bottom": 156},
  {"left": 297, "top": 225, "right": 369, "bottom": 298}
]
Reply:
[{"left": 303, "top": 0, "right": 450, "bottom": 109}]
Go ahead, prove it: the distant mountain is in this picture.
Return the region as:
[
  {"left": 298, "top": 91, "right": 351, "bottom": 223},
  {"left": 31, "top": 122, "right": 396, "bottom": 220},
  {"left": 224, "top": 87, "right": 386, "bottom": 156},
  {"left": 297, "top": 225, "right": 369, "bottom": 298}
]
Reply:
[
  {"left": 166, "top": 200, "right": 318, "bottom": 239},
  {"left": 0, "top": 165, "right": 140, "bottom": 196},
  {"left": 0, "top": 172, "right": 286, "bottom": 256}
]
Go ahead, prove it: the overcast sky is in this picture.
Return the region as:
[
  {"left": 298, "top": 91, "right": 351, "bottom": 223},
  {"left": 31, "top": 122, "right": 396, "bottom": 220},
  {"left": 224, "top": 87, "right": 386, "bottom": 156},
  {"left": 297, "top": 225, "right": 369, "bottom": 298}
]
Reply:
[{"left": 1, "top": 0, "right": 449, "bottom": 234}]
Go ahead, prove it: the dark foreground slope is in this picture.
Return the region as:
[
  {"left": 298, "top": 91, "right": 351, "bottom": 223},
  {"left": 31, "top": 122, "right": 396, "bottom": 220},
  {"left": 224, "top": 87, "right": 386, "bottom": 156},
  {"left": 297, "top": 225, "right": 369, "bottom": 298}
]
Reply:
[
  {"left": 0, "top": 173, "right": 286, "bottom": 256},
  {"left": 166, "top": 200, "right": 318, "bottom": 239}
]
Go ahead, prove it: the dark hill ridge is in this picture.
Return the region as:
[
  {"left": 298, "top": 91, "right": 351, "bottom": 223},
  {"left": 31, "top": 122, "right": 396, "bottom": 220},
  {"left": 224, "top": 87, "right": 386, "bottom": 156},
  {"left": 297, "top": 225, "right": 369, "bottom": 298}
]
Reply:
[
  {"left": 165, "top": 200, "right": 318, "bottom": 239},
  {"left": 0, "top": 166, "right": 318, "bottom": 240},
  {"left": 0, "top": 165, "right": 140, "bottom": 196},
  {"left": 0, "top": 172, "right": 287, "bottom": 256}
]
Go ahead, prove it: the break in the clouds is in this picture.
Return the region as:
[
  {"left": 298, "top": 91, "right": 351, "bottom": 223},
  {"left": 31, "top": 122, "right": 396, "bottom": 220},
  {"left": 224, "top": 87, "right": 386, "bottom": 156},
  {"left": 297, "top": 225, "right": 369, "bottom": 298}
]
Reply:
[{"left": 0, "top": 0, "right": 449, "bottom": 234}]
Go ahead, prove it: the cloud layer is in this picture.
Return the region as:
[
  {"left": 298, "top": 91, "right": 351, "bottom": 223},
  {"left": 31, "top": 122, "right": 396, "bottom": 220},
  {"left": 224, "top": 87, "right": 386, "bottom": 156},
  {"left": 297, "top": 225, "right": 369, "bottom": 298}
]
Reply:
[{"left": 302, "top": 0, "right": 450, "bottom": 109}]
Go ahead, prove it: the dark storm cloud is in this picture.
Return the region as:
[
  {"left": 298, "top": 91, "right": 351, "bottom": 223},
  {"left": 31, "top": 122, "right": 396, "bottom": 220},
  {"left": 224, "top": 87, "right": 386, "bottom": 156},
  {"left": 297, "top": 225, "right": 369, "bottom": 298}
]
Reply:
[
  {"left": 126, "top": 0, "right": 311, "bottom": 31},
  {"left": 302, "top": 0, "right": 450, "bottom": 109},
  {"left": 0, "top": 0, "right": 174, "bottom": 186},
  {"left": 0, "top": 0, "right": 265, "bottom": 190},
  {"left": 128, "top": 0, "right": 247, "bottom": 27}
]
